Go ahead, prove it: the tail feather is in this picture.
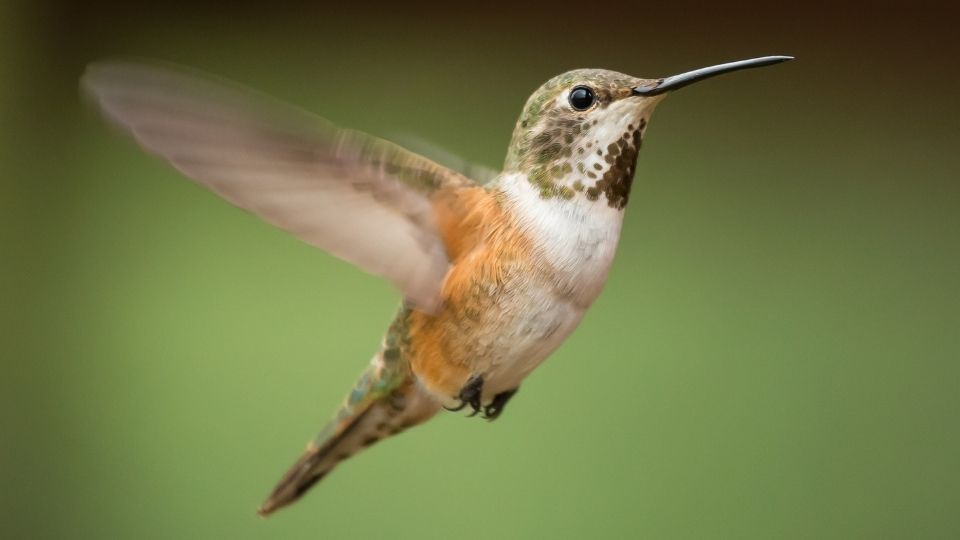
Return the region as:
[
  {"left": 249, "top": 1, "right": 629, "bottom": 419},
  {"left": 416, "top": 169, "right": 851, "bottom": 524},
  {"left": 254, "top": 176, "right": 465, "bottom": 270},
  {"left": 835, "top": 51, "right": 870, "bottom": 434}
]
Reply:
[{"left": 257, "top": 374, "right": 438, "bottom": 516}]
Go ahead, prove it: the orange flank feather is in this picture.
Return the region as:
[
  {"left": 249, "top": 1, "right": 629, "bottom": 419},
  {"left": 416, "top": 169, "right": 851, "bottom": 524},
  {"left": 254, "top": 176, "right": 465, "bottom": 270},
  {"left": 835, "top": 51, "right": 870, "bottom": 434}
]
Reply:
[{"left": 408, "top": 187, "right": 548, "bottom": 402}]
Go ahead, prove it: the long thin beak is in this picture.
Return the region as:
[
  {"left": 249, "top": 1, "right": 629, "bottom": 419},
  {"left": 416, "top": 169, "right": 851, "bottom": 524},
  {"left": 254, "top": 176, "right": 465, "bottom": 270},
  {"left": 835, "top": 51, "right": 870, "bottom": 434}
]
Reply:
[{"left": 632, "top": 55, "right": 793, "bottom": 96}]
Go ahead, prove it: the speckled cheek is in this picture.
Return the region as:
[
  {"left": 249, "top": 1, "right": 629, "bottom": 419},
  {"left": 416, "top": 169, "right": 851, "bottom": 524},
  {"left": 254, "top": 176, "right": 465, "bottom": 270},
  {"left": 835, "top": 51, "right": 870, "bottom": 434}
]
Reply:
[
  {"left": 574, "top": 104, "right": 642, "bottom": 180},
  {"left": 577, "top": 97, "right": 663, "bottom": 208}
]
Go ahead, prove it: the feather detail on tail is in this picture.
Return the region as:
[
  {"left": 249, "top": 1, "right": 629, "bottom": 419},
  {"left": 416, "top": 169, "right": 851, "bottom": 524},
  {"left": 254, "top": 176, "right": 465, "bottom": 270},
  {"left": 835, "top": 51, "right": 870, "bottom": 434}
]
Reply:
[
  {"left": 258, "top": 377, "right": 436, "bottom": 516},
  {"left": 258, "top": 309, "right": 440, "bottom": 516}
]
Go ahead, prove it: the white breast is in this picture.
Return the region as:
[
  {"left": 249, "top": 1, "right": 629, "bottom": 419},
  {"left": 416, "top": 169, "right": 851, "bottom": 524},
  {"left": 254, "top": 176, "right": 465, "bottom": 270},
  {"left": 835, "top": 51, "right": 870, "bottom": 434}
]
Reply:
[
  {"left": 478, "top": 174, "right": 626, "bottom": 395},
  {"left": 500, "top": 172, "right": 625, "bottom": 308}
]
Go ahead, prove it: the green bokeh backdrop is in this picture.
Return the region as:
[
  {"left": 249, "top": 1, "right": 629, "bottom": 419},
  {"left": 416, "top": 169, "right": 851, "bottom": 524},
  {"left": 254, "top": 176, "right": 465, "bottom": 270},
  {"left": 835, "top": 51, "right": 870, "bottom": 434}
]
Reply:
[{"left": 3, "top": 2, "right": 958, "bottom": 538}]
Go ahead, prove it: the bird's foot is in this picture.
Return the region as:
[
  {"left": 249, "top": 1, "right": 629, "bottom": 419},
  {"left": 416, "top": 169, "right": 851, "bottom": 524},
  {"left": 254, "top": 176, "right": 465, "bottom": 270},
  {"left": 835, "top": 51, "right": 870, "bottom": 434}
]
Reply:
[
  {"left": 444, "top": 374, "right": 484, "bottom": 416},
  {"left": 482, "top": 388, "right": 518, "bottom": 421}
]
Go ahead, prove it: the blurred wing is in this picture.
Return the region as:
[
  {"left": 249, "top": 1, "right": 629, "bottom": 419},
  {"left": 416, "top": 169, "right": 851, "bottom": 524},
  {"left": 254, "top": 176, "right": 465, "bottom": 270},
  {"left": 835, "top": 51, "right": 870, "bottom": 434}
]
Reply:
[{"left": 82, "top": 60, "right": 477, "bottom": 311}]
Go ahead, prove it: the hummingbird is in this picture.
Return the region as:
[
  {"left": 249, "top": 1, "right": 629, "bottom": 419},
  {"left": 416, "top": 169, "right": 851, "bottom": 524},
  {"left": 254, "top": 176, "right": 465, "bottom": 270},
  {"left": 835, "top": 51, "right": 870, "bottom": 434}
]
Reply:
[{"left": 82, "top": 54, "right": 792, "bottom": 516}]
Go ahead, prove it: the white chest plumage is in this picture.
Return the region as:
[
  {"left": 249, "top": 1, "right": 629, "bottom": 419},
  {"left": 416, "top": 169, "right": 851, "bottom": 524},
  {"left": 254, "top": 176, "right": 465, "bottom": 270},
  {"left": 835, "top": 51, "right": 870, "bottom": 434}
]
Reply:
[
  {"left": 502, "top": 172, "right": 625, "bottom": 307},
  {"left": 479, "top": 174, "right": 625, "bottom": 394}
]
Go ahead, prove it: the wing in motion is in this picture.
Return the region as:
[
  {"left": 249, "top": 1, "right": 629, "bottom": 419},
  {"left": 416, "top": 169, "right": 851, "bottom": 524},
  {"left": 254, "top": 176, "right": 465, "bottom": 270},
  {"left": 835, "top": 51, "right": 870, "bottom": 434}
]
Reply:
[{"left": 82, "top": 60, "right": 480, "bottom": 310}]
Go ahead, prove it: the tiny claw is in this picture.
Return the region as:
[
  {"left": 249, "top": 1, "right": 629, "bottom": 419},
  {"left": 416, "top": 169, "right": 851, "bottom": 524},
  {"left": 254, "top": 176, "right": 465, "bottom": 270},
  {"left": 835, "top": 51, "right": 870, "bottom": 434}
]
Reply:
[
  {"left": 482, "top": 388, "right": 518, "bottom": 421},
  {"left": 448, "top": 374, "right": 484, "bottom": 416}
]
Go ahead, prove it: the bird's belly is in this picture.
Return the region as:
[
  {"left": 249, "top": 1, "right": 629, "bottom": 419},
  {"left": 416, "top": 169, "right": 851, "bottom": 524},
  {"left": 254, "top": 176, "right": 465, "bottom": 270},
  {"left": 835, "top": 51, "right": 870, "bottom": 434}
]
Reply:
[
  {"left": 477, "top": 284, "right": 585, "bottom": 397},
  {"left": 408, "top": 266, "right": 590, "bottom": 404},
  {"left": 437, "top": 268, "right": 590, "bottom": 401}
]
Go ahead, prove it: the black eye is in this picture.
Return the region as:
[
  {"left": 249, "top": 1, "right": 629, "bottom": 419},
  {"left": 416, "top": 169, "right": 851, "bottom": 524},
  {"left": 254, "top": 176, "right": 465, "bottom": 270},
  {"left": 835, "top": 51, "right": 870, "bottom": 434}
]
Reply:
[{"left": 569, "top": 85, "right": 595, "bottom": 111}]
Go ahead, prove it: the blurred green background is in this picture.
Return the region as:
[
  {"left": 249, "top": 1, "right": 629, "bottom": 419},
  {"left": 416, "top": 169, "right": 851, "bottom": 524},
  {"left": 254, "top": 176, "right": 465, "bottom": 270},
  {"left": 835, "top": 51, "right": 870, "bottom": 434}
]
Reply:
[{"left": 3, "top": 1, "right": 959, "bottom": 538}]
